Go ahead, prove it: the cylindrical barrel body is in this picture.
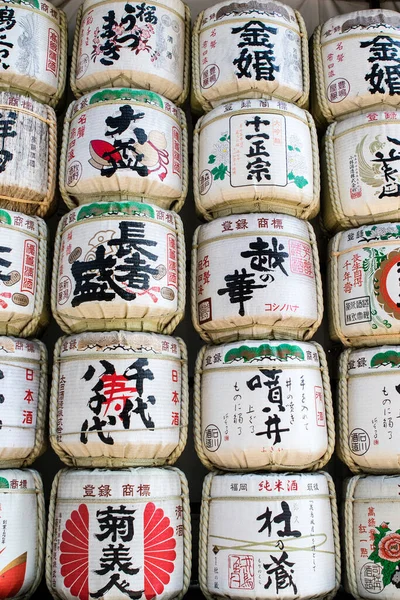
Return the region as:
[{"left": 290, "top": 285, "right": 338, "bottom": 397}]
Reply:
[
  {"left": 194, "top": 98, "right": 319, "bottom": 220},
  {"left": 71, "top": 0, "right": 189, "bottom": 105},
  {"left": 192, "top": 0, "right": 309, "bottom": 112},
  {"left": 192, "top": 213, "right": 322, "bottom": 343},
  {"left": 51, "top": 201, "right": 185, "bottom": 335},
  {"left": 199, "top": 471, "right": 340, "bottom": 600},
  {"left": 0, "top": 469, "right": 44, "bottom": 600},
  {"left": 47, "top": 467, "right": 191, "bottom": 600},
  {"left": 50, "top": 331, "right": 188, "bottom": 467},
  {"left": 313, "top": 10, "right": 400, "bottom": 126},
  {"left": 0, "top": 0, "right": 67, "bottom": 107},
  {"left": 329, "top": 222, "right": 400, "bottom": 347},
  {"left": 61, "top": 89, "right": 187, "bottom": 212},
  {"left": 0, "top": 208, "right": 47, "bottom": 338},
  {"left": 195, "top": 339, "right": 333, "bottom": 471},
  {"left": 345, "top": 474, "right": 400, "bottom": 600}
]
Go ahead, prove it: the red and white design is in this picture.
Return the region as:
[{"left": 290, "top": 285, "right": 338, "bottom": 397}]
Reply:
[
  {"left": 59, "top": 504, "right": 89, "bottom": 600},
  {"left": 143, "top": 502, "right": 176, "bottom": 599}
]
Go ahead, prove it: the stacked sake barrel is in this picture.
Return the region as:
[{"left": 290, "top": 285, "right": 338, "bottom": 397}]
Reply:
[
  {"left": 0, "top": 0, "right": 67, "bottom": 596},
  {"left": 192, "top": 2, "right": 340, "bottom": 599},
  {"left": 313, "top": 8, "right": 400, "bottom": 600},
  {"left": 44, "top": 1, "right": 192, "bottom": 598}
]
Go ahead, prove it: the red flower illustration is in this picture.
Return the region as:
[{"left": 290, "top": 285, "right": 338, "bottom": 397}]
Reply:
[
  {"left": 59, "top": 504, "right": 89, "bottom": 600},
  {"left": 378, "top": 533, "right": 400, "bottom": 562}
]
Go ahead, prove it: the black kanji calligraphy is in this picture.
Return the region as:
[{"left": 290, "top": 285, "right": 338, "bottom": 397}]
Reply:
[
  {"left": 0, "top": 111, "right": 17, "bottom": 172},
  {"left": 264, "top": 551, "right": 298, "bottom": 594},
  {"left": 232, "top": 21, "right": 279, "bottom": 81},
  {"left": 246, "top": 369, "right": 285, "bottom": 412},
  {"left": 217, "top": 268, "right": 266, "bottom": 316},
  {"left": 361, "top": 35, "right": 400, "bottom": 95},
  {"left": 372, "top": 135, "right": 400, "bottom": 198},
  {"left": 241, "top": 237, "right": 289, "bottom": 281},
  {"left": 257, "top": 501, "right": 301, "bottom": 537},
  {"left": 0, "top": 8, "right": 15, "bottom": 70},
  {"left": 0, "top": 245, "right": 11, "bottom": 282},
  {"left": 96, "top": 543, "right": 139, "bottom": 576},
  {"left": 96, "top": 505, "right": 136, "bottom": 543},
  {"left": 255, "top": 413, "right": 289, "bottom": 443}
]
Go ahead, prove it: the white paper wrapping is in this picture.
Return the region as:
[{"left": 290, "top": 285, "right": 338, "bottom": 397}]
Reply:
[
  {"left": 48, "top": 467, "right": 190, "bottom": 600},
  {"left": 52, "top": 201, "right": 184, "bottom": 335},
  {"left": 192, "top": 213, "right": 322, "bottom": 343},
  {"left": 0, "top": 0, "right": 66, "bottom": 106},
  {"left": 200, "top": 471, "right": 339, "bottom": 600},
  {"left": 192, "top": 0, "right": 308, "bottom": 111},
  {"left": 323, "top": 110, "right": 400, "bottom": 232},
  {"left": 338, "top": 346, "right": 400, "bottom": 473},
  {"left": 194, "top": 98, "right": 318, "bottom": 220},
  {"left": 0, "top": 469, "right": 44, "bottom": 600},
  {"left": 62, "top": 89, "right": 186, "bottom": 211},
  {"left": 51, "top": 331, "right": 187, "bottom": 466},
  {"left": 345, "top": 475, "right": 400, "bottom": 600},
  {"left": 0, "top": 208, "right": 47, "bottom": 337},
  {"left": 329, "top": 222, "right": 400, "bottom": 347},
  {"left": 72, "top": 0, "right": 188, "bottom": 103},
  {"left": 195, "top": 340, "right": 331, "bottom": 471},
  {"left": 314, "top": 10, "right": 400, "bottom": 124},
  {"left": 0, "top": 336, "right": 46, "bottom": 465}
]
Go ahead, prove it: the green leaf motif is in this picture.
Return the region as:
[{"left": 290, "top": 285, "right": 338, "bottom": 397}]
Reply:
[
  {"left": 288, "top": 172, "right": 308, "bottom": 189},
  {"left": 382, "top": 561, "right": 398, "bottom": 587},
  {"left": 211, "top": 164, "right": 228, "bottom": 181},
  {"left": 288, "top": 145, "right": 294, "bottom": 151},
  {"left": 208, "top": 154, "right": 216, "bottom": 164}
]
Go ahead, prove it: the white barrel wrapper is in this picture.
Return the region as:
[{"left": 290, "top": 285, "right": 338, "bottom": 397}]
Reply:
[
  {"left": 338, "top": 346, "right": 400, "bottom": 473},
  {"left": 313, "top": 10, "right": 400, "bottom": 125},
  {"left": 47, "top": 467, "right": 191, "bottom": 600},
  {"left": 52, "top": 201, "right": 185, "bottom": 335},
  {"left": 323, "top": 110, "right": 400, "bottom": 232},
  {"left": 0, "top": 0, "right": 66, "bottom": 107},
  {"left": 192, "top": 0, "right": 308, "bottom": 111},
  {"left": 194, "top": 98, "right": 318, "bottom": 220},
  {"left": 192, "top": 213, "right": 322, "bottom": 344},
  {"left": 50, "top": 331, "right": 188, "bottom": 467},
  {"left": 345, "top": 475, "right": 400, "bottom": 600},
  {"left": 329, "top": 222, "right": 400, "bottom": 347},
  {"left": 200, "top": 471, "right": 340, "bottom": 600},
  {"left": 0, "top": 336, "right": 46, "bottom": 466},
  {"left": 72, "top": 0, "right": 189, "bottom": 104},
  {"left": 0, "top": 91, "right": 56, "bottom": 217},
  {"left": 0, "top": 469, "right": 44, "bottom": 600},
  {"left": 0, "top": 208, "right": 47, "bottom": 338},
  {"left": 195, "top": 340, "right": 332, "bottom": 471},
  {"left": 61, "top": 89, "right": 187, "bottom": 212}
]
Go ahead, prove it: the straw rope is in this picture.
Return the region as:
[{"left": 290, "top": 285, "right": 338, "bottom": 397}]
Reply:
[
  {"left": 46, "top": 467, "right": 191, "bottom": 600},
  {"left": 323, "top": 121, "right": 350, "bottom": 232},
  {"left": 59, "top": 101, "right": 73, "bottom": 210},
  {"left": 295, "top": 9, "right": 310, "bottom": 110},
  {"left": 344, "top": 475, "right": 362, "bottom": 599},
  {"left": 337, "top": 349, "right": 360, "bottom": 473},
  {"left": 163, "top": 212, "right": 185, "bottom": 334},
  {"left": 199, "top": 471, "right": 341, "bottom": 600},
  {"left": 52, "top": 9, "right": 67, "bottom": 108},
  {"left": 312, "top": 25, "right": 332, "bottom": 127},
  {"left": 191, "top": 11, "right": 210, "bottom": 113},
  {"left": 70, "top": 4, "right": 82, "bottom": 99},
  {"left": 174, "top": 3, "right": 190, "bottom": 107}
]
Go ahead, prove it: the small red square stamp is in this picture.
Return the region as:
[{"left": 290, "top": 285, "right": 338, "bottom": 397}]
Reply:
[
  {"left": 228, "top": 554, "right": 255, "bottom": 590},
  {"left": 289, "top": 239, "right": 314, "bottom": 278}
]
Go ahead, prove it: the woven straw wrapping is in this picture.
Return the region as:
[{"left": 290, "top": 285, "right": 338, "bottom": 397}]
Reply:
[
  {"left": 199, "top": 471, "right": 341, "bottom": 600},
  {"left": 193, "top": 341, "right": 335, "bottom": 472},
  {"left": 70, "top": 1, "right": 190, "bottom": 106},
  {"left": 192, "top": 5, "right": 310, "bottom": 113},
  {"left": 0, "top": 338, "right": 47, "bottom": 468},
  {"left": 60, "top": 95, "right": 188, "bottom": 212},
  {"left": 323, "top": 114, "right": 400, "bottom": 232},
  {"left": 46, "top": 466, "right": 192, "bottom": 600},
  {"left": 193, "top": 100, "right": 320, "bottom": 221},
  {"left": 191, "top": 217, "right": 323, "bottom": 344},
  {"left": 0, "top": 99, "right": 57, "bottom": 218},
  {"left": 0, "top": 3, "right": 67, "bottom": 108},
  {"left": 49, "top": 333, "right": 188, "bottom": 467},
  {"left": 328, "top": 225, "right": 400, "bottom": 347},
  {"left": 0, "top": 212, "right": 48, "bottom": 338},
  {"left": 51, "top": 204, "right": 186, "bottom": 335}
]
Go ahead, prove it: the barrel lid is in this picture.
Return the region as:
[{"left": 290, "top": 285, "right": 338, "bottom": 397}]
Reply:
[
  {"left": 321, "top": 9, "right": 400, "bottom": 40},
  {"left": 201, "top": 0, "right": 299, "bottom": 31},
  {"left": 0, "top": 336, "right": 41, "bottom": 361}
]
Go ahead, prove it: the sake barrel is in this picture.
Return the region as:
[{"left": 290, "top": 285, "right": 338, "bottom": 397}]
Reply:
[
  {"left": 338, "top": 346, "right": 400, "bottom": 474},
  {"left": 52, "top": 201, "right": 185, "bottom": 335},
  {"left": 0, "top": 0, "right": 66, "bottom": 107},
  {"left": 192, "top": 0, "right": 309, "bottom": 113},
  {"left": 50, "top": 331, "right": 188, "bottom": 467},
  {"left": 194, "top": 340, "right": 333, "bottom": 471},
  {"left": 344, "top": 474, "right": 400, "bottom": 599},
  {"left": 0, "top": 336, "right": 47, "bottom": 467},
  {"left": 322, "top": 110, "right": 400, "bottom": 232},
  {"left": 71, "top": 0, "right": 190, "bottom": 105},
  {"left": 328, "top": 222, "right": 400, "bottom": 347},
  {"left": 0, "top": 208, "right": 47, "bottom": 337},
  {"left": 46, "top": 467, "right": 191, "bottom": 600},
  {"left": 0, "top": 469, "right": 45, "bottom": 600},
  {"left": 192, "top": 213, "right": 323, "bottom": 343},
  {"left": 313, "top": 10, "right": 400, "bottom": 127},
  {"left": 0, "top": 91, "right": 56, "bottom": 218},
  {"left": 60, "top": 88, "right": 187, "bottom": 212},
  {"left": 199, "top": 471, "right": 340, "bottom": 600},
  {"left": 194, "top": 98, "right": 319, "bottom": 220}
]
